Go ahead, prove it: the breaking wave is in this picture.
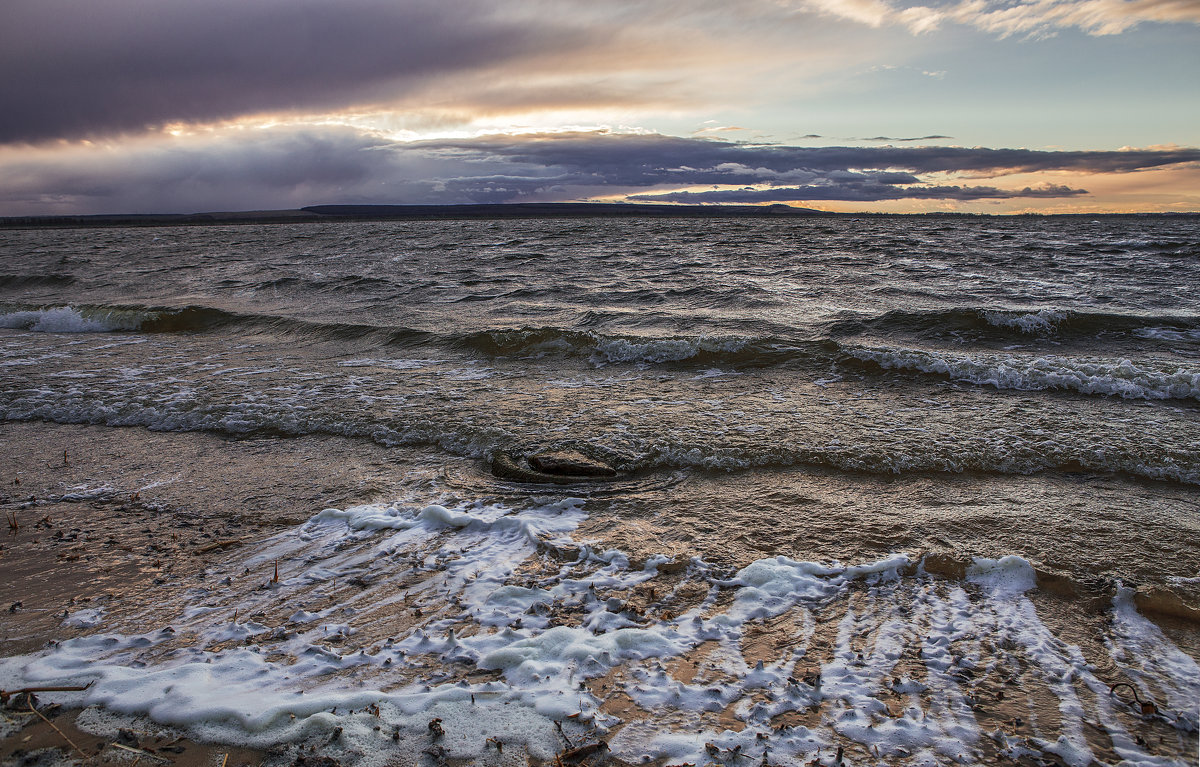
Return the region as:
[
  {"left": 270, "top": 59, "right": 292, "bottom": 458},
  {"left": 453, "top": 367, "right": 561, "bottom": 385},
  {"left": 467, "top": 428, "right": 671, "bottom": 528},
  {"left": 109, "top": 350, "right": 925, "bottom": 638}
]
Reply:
[
  {"left": 826, "top": 307, "right": 1200, "bottom": 342},
  {"left": 848, "top": 346, "right": 1200, "bottom": 402}
]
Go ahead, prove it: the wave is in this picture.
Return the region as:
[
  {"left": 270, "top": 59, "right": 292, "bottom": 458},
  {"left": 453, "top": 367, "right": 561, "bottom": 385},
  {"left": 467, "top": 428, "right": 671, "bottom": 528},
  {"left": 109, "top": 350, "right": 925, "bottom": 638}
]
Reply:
[
  {"left": 253, "top": 275, "right": 395, "bottom": 293},
  {"left": 826, "top": 307, "right": 1200, "bottom": 342},
  {"left": 0, "top": 306, "right": 142, "bottom": 333},
  {"left": 0, "top": 304, "right": 230, "bottom": 333},
  {"left": 3, "top": 395, "right": 1197, "bottom": 485},
  {"left": 0, "top": 304, "right": 440, "bottom": 347},
  {"left": 847, "top": 346, "right": 1200, "bottom": 402},
  {"left": 455, "top": 327, "right": 816, "bottom": 366},
  {"left": 0, "top": 303, "right": 812, "bottom": 367},
  {"left": 5, "top": 304, "right": 1199, "bottom": 405}
]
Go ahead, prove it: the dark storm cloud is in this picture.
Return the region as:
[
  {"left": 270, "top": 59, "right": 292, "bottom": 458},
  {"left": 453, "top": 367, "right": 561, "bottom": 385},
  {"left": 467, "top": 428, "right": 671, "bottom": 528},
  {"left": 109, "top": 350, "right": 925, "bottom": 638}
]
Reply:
[
  {"left": 0, "top": 0, "right": 599, "bottom": 143},
  {"left": 422, "top": 132, "right": 1200, "bottom": 179},
  {"left": 859, "top": 135, "right": 954, "bottom": 142},
  {"left": 2, "top": 128, "right": 1197, "bottom": 214}
]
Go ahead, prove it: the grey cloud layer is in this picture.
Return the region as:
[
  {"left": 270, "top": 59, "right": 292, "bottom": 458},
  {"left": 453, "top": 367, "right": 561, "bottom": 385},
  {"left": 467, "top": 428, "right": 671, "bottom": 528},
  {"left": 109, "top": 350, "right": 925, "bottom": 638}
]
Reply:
[
  {"left": 0, "top": 0, "right": 607, "bottom": 143},
  {"left": 2, "top": 129, "right": 1197, "bottom": 214}
]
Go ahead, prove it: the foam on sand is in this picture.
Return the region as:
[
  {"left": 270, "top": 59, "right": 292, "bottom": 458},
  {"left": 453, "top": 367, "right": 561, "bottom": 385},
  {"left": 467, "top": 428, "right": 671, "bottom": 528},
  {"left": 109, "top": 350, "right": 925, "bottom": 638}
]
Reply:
[{"left": 1, "top": 495, "right": 1196, "bottom": 765}]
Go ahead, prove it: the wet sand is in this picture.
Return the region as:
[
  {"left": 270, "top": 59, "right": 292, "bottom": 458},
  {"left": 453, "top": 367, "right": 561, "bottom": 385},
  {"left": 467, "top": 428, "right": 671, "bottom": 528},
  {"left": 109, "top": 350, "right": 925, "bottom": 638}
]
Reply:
[
  {"left": 2, "top": 421, "right": 1198, "bottom": 767},
  {"left": 1, "top": 421, "right": 420, "bottom": 655}
]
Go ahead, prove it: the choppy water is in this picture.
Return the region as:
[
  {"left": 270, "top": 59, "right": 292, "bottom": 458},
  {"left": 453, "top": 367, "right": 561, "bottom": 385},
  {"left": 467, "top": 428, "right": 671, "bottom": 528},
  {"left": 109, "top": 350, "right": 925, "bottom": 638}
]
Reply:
[
  {"left": 4, "top": 218, "right": 1199, "bottom": 479},
  {"left": 2, "top": 216, "right": 1198, "bottom": 765}
]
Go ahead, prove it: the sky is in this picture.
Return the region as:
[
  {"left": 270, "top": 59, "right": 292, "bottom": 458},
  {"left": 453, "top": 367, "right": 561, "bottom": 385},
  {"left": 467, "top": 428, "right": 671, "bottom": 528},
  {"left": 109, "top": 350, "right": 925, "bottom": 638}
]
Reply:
[{"left": 2, "top": 0, "right": 1198, "bottom": 215}]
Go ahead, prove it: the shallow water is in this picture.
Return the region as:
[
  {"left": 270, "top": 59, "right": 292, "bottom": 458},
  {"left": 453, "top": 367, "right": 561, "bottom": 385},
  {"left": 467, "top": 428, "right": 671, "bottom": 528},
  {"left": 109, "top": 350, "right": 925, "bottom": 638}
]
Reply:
[{"left": 1, "top": 216, "right": 1198, "bottom": 765}]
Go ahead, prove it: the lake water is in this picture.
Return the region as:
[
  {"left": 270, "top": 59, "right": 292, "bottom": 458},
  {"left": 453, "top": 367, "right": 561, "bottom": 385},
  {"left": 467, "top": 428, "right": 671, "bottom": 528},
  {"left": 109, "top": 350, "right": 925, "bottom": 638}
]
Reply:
[{"left": 1, "top": 216, "right": 1197, "bottom": 765}]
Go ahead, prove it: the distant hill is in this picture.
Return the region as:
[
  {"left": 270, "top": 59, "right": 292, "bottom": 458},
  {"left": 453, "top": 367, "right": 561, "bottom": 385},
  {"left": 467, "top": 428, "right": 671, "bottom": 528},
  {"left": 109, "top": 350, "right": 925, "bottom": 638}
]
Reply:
[
  {"left": 300, "top": 203, "right": 831, "bottom": 219},
  {"left": 0, "top": 202, "right": 830, "bottom": 228},
  {"left": 1, "top": 203, "right": 1194, "bottom": 229}
]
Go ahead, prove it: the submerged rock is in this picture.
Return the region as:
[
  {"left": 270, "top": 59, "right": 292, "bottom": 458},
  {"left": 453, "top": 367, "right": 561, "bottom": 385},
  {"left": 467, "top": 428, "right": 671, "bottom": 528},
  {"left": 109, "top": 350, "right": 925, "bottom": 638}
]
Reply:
[
  {"left": 491, "top": 450, "right": 618, "bottom": 484},
  {"left": 529, "top": 449, "right": 617, "bottom": 477}
]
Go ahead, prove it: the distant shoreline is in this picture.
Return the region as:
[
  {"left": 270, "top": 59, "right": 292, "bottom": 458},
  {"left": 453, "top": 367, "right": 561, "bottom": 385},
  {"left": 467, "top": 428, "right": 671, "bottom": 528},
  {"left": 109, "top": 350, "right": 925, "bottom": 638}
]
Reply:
[{"left": 2, "top": 202, "right": 1197, "bottom": 229}]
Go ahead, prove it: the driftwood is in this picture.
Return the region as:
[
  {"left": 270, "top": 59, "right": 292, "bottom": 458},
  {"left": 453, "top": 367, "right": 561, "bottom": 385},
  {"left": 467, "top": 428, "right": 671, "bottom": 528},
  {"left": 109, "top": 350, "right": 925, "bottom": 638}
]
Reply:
[{"left": 1, "top": 683, "right": 92, "bottom": 704}]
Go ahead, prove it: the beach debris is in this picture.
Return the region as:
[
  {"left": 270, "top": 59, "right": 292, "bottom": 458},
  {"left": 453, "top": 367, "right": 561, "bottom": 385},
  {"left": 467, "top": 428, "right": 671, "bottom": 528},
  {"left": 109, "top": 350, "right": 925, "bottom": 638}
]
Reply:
[
  {"left": 7, "top": 601, "right": 21, "bottom": 613},
  {"left": 272, "top": 559, "right": 280, "bottom": 584},
  {"left": 422, "top": 744, "right": 449, "bottom": 766},
  {"left": 428, "top": 717, "right": 444, "bottom": 739},
  {"left": 491, "top": 450, "right": 618, "bottom": 484},
  {"left": 529, "top": 450, "right": 617, "bottom": 477},
  {"left": 486, "top": 737, "right": 504, "bottom": 752},
  {"left": 25, "top": 697, "right": 89, "bottom": 760},
  {"left": 6, "top": 511, "right": 17, "bottom": 531},
  {"left": 1110, "top": 682, "right": 1159, "bottom": 717},
  {"left": 555, "top": 740, "right": 608, "bottom": 765},
  {"left": 108, "top": 741, "right": 173, "bottom": 763},
  {"left": 195, "top": 538, "right": 242, "bottom": 554}
]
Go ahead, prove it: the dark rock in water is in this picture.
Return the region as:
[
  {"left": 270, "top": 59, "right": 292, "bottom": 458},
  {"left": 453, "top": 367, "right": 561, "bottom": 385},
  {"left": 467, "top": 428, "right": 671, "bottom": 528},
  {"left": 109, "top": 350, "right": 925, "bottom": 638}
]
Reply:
[
  {"left": 491, "top": 451, "right": 617, "bottom": 484},
  {"left": 529, "top": 450, "right": 617, "bottom": 477}
]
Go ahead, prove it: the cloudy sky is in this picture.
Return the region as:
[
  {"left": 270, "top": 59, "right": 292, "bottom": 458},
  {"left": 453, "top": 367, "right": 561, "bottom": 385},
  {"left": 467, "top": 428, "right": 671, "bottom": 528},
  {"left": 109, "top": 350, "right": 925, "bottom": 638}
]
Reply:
[{"left": 2, "top": 0, "right": 1198, "bottom": 215}]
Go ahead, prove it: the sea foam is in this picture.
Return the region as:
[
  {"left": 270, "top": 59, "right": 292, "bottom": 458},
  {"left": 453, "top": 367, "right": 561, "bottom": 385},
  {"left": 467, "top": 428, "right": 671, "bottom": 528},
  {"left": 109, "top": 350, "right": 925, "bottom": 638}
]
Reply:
[{"left": 1, "top": 493, "right": 1196, "bottom": 766}]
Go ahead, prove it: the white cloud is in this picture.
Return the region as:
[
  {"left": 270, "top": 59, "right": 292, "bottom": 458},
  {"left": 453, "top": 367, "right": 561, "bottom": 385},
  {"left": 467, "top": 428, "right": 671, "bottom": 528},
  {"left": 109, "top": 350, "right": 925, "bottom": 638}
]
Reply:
[{"left": 783, "top": 0, "right": 1200, "bottom": 35}]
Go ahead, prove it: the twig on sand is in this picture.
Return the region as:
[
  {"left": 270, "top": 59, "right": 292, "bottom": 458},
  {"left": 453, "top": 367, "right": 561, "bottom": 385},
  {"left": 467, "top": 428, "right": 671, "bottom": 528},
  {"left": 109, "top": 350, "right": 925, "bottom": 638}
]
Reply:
[
  {"left": 108, "top": 742, "right": 172, "bottom": 763},
  {"left": 195, "top": 539, "right": 242, "bottom": 554},
  {"left": 555, "top": 720, "right": 576, "bottom": 749},
  {"left": 26, "top": 698, "right": 88, "bottom": 760},
  {"left": 555, "top": 740, "right": 608, "bottom": 765},
  {"left": 1, "top": 683, "right": 92, "bottom": 704}
]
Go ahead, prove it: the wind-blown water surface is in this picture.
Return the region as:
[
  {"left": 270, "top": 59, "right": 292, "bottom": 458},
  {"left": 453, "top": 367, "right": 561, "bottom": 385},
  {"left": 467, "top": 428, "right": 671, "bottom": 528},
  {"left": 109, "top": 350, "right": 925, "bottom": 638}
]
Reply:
[{"left": 1, "top": 216, "right": 1197, "bottom": 765}]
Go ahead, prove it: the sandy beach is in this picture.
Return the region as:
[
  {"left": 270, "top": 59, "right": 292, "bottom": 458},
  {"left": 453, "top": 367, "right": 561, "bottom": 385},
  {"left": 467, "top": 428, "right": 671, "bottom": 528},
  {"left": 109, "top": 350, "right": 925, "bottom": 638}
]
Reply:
[{"left": 3, "top": 420, "right": 1199, "bottom": 767}]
